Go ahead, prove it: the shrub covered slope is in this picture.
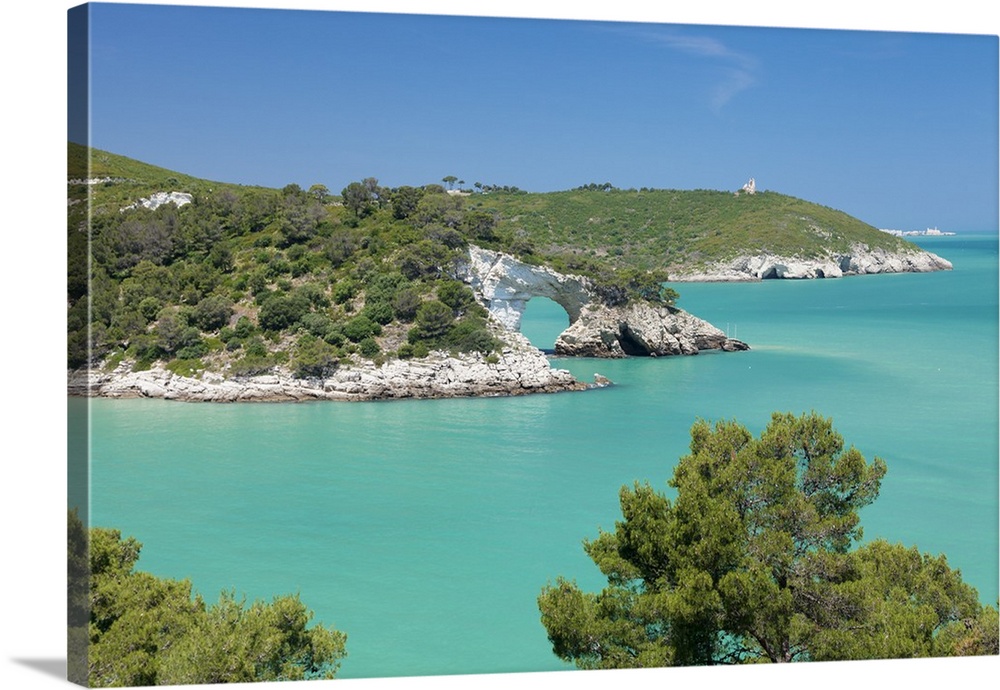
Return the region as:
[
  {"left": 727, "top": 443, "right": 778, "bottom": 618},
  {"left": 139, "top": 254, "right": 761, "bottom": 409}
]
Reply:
[{"left": 67, "top": 144, "right": 918, "bottom": 379}]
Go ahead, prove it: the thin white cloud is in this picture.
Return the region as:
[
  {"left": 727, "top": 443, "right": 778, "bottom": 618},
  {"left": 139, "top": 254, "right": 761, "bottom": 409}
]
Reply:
[{"left": 628, "top": 29, "right": 760, "bottom": 112}]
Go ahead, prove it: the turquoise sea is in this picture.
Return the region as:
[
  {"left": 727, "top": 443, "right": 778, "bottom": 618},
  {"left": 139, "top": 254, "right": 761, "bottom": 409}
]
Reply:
[{"left": 79, "top": 234, "right": 998, "bottom": 679}]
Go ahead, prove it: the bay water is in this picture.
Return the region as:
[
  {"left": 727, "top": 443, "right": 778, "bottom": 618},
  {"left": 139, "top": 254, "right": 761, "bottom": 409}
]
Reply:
[{"left": 83, "top": 234, "right": 998, "bottom": 679}]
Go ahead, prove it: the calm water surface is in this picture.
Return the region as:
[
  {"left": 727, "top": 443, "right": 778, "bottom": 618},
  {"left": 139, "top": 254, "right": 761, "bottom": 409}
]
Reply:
[{"left": 83, "top": 234, "right": 998, "bottom": 679}]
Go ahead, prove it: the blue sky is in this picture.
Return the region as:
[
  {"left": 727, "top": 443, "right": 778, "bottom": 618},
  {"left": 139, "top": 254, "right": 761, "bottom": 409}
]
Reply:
[{"left": 80, "top": 3, "right": 998, "bottom": 232}]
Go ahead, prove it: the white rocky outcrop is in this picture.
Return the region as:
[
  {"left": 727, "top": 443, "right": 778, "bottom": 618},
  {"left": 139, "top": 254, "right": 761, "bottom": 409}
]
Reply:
[
  {"left": 670, "top": 244, "right": 952, "bottom": 282},
  {"left": 556, "top": 301, "right": 748, "bottom": 358},
  {"left": 460, "top": 246, "right": 591, "bottom": 331},
  {"left": 71, "top": 331, "right": 599, "bottom": 402},
  {"left": 68, "top": 176, "right": 129, "bottom": 185},
  {"left": 461, "top": 246, "right": 748, "bottom": 358},
  {"left": 121, "top": 191, "right": 194, "bottom": 212}
]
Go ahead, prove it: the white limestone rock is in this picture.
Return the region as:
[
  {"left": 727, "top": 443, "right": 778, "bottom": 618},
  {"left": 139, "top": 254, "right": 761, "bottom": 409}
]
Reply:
[
  {"left": 121, "top": 191, "right": 194, "bottom": 212},
  {"left": 671, "top": 244, "right": 952, "bottom": 282},
  {"left": 459, "top": 246, "right": 591, "bottom": 331},
  {"left": 71, "top": 335, "right": 592, "bottom": 402},
  {"left": 555, "top": 301, "right": 748, "bottom": 358},
  {"left": 459, "top": 245, "right": 748, "bottom": 359}
]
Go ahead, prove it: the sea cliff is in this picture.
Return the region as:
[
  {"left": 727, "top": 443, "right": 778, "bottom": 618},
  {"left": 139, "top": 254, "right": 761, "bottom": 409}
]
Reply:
[{"left": 669, "top": 244, "right": 952, "bottom": 281}]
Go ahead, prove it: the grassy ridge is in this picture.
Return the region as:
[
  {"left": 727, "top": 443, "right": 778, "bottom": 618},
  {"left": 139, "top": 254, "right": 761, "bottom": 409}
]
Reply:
[
  {"left": 70, "top": 142, "right": 218, "bottom": 187},
  {"left": 68, "top": 142, "right": 267, "bottom": 213},
  {"left": 469, "top": 187, "right": 914, "bottom": 272}
]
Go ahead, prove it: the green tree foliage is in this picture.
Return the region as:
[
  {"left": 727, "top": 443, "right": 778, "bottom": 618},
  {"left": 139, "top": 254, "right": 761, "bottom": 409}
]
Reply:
[
  {"left": 424, "top": 224, "right": 466, "bottom": 250},
  {"left": 361, "top": 271, "right": 409, "bottom": 324},
  {"left": 298, "top": 312, "right": 335, "bottom": 339},
  {"left": 121, "top": 261, "right": 179, "bottom": 306},
  {"left": 413, "top": 191, "right": 464, "bottom": 230},
  {"left": 363, "top": 177, "right": 388, "bottom": 208},
  {"left": 233, "top": 315, "right": 256, "bottom": 339},
  {"left": 538, "top": 412, "right": 998, "bottom": 668},
  {"left": 291, "top": 333, "right": 340, "bottom": 378},
  {"left": 208, "top": 240, "right": 234, "bottom": 271},
  {"left": 68, "top": 510, "right": 90, "bottom": 684},
  {"left": 74, "top": 516, "right": 346, "bottom": 686},
  {"left": 590, "top": 267, "right": 678, "bottom": 307},
  {"left": 308, "top": 183, "right": 331, "bottom": 202},
  {"left": 68, "top": 509, "right": 90, "bottom": 629},
  {"left": 341, "top": 181, "right": 373, "bottom": 218},
  {"left": 155, "top": 311, "right": 205, "bottom": 359},
  {"left": 191, "top": 294, "right": 234, "bottom": 331},
  {"left": 396, "top": 239, "right": 458, "bottom": 280},
  {"left": 92, "top": 209, "right": 179, "bottom": 275},
  {"left": 358, "top": 336, "right": 381, "bottom": 358},
  {"left": 390, "top": 185, "right": 424, "bottom": 220},
  {"left": 800, "top": 540, "right": 991, "bottom": 660},
  {"left": 257, "top": 292, "right": 311, "bottom": 332},
  {"left": 342, "top": 314, "right": 382, "bottom": 343},
  {"left": 229, "top": 352, "right": 277, "bottom": 377},
  {"left": 275, "top": 191, "right": 327, "bottom": 246},
  {"left": 436, "top": 279, "right": 477, "bottom": 315},
  {"left": 573, "top": 182, "right": 617, "bottom": 192},
  {"left": 392, "top": 287, "right": 422, "bottom": 322},
  {"left": 409, "top": 300, "right": 455, "bottom": 343},
  {"left": 445, "top": 314, "right": 499, "bottom": 354},
  {"left": 325, "top": 228, "right": 360, "bottom": 267},
  {"left": 461, "top": 209, "right": 499, "bottom": 243},
  {"left": 406, "top": 297, "right": 498, "bottom": 355}
]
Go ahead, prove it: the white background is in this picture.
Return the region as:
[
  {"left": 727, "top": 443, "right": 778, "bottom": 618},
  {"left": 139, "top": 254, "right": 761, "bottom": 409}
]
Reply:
[{"left": 2, "top": 2, "right": 997, "bottom": 689}]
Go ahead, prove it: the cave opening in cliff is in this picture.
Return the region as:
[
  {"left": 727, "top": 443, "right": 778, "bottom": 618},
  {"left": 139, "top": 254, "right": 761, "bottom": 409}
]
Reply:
[
  {"left": 616, "top": 326, "right": 651, "bottom": 356},
  {"left": 520, "top": 297, "right": 570, "bottom": 353}
]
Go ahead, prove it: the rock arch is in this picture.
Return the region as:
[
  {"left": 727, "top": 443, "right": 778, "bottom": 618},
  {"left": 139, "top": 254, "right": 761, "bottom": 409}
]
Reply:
[
  {"left": 460, "top": 246, "right": 749, "bottom": 358},
  {"left": 461, "top": 246, "right": 590, "bottom": 332}
]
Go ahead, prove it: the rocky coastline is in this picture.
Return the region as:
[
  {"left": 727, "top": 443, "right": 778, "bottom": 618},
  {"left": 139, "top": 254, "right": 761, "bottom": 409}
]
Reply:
[
  {"left": 71, "top": 246, "right": 751, "bottom": 403},
  {"left": 669, "top": 244, "right": 952, "bottom": 282},
  {"left": 69, "top": 330, "right": 602, "bottom": 402}
]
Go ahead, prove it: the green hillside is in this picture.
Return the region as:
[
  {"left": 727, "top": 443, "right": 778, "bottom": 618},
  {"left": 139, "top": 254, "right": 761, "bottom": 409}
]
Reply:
[
  {"left": 66, "top": 145, "right": 919, "bottom": 377},
  {"left": 466, "top": 185, "right": 913, "bottom": 274},
  {"left": 70, "top": 142, "right": 209, "bottom": 188},
  {"left": 67, "top": 145, "right": 524, "bottom": 376}
]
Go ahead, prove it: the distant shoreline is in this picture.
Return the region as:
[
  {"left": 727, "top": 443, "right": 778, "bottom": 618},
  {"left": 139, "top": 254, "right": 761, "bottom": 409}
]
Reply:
[
  {"left": 667, "top": 244, "right": 953, "bottom": 282},
  {"left": 879, "top": 228, "right": 956, "bottom": 237}
]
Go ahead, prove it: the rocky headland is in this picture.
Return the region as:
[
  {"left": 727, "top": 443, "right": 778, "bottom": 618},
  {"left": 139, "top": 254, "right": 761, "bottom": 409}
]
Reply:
[
  {"left": 73, "top": 246, "right": 747, "bottom": 402},
  {"left": 668, "top": 244, "right": 952, "bottom": 282},
  {"left": 460, "top": 246, "right": 748, "bottom": 358}
]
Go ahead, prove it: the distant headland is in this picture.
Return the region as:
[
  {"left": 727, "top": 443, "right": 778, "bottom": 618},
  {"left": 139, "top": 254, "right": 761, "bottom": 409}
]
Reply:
[{"left": 879, "top": 227, "right": 956, "bottom": 237}]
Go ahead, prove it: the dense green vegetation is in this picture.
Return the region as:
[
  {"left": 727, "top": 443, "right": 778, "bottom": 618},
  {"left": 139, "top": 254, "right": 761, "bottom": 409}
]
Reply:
[
  {"left": 68, "top": 145, "right": 916, "bottom": 377},
  {"left": 68, "top": 144, "right": 517, "bottom": 375},
  {"left": 475, "top": 185, "right": 914, "bottom": 274},
  {"left": 67, "top": 510, "right": 347, "bottom": 686},
  {"left": 538, "top": 412, "right": 999, "bottom": 668}
]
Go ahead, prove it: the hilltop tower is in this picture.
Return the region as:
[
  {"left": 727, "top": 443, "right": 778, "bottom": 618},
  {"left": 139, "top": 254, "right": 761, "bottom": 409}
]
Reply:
[{"left": 737, "top": 177, "right": 756, "bottom": 195}]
